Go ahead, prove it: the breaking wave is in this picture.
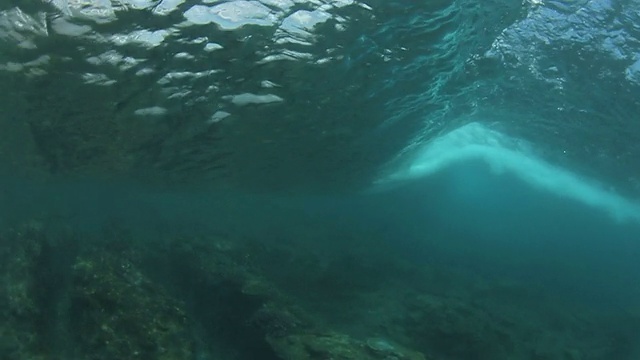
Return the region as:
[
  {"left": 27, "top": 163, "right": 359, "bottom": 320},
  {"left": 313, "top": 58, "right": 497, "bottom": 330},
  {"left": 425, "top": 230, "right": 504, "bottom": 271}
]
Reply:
[{"left": 374, "top": 123, "right": 640, "bottom": 223}]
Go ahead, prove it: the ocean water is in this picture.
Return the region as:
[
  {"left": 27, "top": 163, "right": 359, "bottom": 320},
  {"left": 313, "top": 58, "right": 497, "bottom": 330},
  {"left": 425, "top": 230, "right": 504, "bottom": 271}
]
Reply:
[{"left": 2, "top": 0, "right": 640, "bottom": 359}]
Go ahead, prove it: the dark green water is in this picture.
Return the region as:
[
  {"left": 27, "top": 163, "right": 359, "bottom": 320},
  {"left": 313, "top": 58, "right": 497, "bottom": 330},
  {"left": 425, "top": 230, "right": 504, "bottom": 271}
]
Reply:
[{"left": 2, "top": 0, "right": 640, "bottom": 359}]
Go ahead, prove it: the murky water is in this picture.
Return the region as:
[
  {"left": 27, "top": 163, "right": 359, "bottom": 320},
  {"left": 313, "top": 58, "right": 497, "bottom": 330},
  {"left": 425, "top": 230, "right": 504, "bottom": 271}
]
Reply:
[{"left": 2, "top": 0, "right": 640, "bottom": 359}]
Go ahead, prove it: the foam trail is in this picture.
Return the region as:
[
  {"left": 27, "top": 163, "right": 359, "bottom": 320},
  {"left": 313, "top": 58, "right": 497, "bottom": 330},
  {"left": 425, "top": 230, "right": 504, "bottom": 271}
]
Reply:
[{"left": 373, "top": 122, "right": 640, "bottom": 223}]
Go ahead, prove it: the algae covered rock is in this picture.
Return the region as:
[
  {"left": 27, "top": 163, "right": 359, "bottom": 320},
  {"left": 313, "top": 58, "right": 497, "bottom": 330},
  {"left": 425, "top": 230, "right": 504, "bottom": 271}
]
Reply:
[
  {"left": 0, "top": 224, "right": 52, "bottom": 360},
  {"left": 268, "top": 332, "right": 426, "bottom": 360},
  {"left": 400, "top": 293, "right": 515, "bottom": 359},
  {"left": 252, "top": 302, "right": 305, "bottom": 337},
  {"left": 71, "top": 252, "right": 192, "bottom": 360}
]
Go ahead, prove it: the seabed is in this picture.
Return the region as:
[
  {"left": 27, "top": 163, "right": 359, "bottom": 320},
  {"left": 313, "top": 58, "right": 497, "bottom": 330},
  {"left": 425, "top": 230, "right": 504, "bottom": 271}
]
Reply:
[{"left": 1, "top": 220, "right": 638, "bottom": 360}]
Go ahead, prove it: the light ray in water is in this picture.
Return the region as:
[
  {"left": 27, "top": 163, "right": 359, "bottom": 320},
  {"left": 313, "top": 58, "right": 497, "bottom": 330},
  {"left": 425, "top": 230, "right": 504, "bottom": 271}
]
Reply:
[{"left": 374, "top": 122, "right": 640, "bottom": 223}]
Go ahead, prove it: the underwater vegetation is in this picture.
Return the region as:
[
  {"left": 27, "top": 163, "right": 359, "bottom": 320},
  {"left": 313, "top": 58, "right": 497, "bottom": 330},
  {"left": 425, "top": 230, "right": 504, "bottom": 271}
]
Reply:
[{"left": 1, "top": 221, "right": 640, "bottom": 360}]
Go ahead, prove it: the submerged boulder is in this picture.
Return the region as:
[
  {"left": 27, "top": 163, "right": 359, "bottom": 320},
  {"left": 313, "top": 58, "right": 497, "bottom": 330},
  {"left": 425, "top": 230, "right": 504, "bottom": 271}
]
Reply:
[
  {"left": 268, "top": 332, "right": 427, "bottom": 360},
  {"left": 71, "top": 252, "right": 193, "bottom": 360},
  {"left": 0, "top": 225, "right": 46, "bottom": 360}
]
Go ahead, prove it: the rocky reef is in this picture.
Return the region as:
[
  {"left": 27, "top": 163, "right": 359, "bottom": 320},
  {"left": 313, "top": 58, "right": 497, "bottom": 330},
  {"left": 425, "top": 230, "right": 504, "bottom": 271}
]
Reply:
[
  {"left": 1, "top": 222, "right": 638, "bottom": 359},
  {"left": 0, "top": 223, "right": 429, "bottom": 360}
]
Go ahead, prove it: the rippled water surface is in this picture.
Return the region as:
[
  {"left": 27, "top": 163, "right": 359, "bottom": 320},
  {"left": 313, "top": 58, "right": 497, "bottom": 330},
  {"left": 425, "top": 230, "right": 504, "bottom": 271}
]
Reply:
[{"left": 2, "top": 0, "right": 637, "bottom": 193}]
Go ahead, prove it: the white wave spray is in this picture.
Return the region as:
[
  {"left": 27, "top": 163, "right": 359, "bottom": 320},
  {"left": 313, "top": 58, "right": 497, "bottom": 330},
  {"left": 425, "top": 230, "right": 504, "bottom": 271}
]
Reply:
[{"left": 373, "top": 122, "right": 640, "bottom": 223}]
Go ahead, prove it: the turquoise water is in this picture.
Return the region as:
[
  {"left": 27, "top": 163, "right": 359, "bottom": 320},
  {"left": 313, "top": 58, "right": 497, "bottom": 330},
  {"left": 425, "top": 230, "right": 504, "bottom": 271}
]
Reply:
[{"left": 2, "top": 0, "right": 640, "bottom": 359}]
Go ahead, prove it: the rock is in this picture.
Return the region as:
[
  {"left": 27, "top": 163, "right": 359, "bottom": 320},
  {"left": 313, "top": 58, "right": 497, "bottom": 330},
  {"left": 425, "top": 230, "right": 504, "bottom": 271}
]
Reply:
[
  {"left": 71, "top": 252, "right": 193, "bottom": 360},
  {"left": 268, "top": 332, "right": 426, "bottom": 360}
]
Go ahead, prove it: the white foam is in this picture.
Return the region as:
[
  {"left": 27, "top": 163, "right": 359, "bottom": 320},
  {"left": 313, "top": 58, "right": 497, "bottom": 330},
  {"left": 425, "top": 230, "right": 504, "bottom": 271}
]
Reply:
[
  {"left": 153, "top": 0, "right": 185, "bottom": 15},
  {"left": 51, "top": 18, "right": 92, "bottom": 36},
  {"left": 134, "top": 106, "right": 168, "bottom": 116},
  {"left": 183, "top": 2, "right": 277, "bottom": 30},
  {"left": 280, "top": 10, "right": 332, "bottom": 37},
  {"left": 224, "top": 93, "right": 284, "bottom": 105},
  {"left": 374, "top": 122, "right": 640, "bottom": 223}
]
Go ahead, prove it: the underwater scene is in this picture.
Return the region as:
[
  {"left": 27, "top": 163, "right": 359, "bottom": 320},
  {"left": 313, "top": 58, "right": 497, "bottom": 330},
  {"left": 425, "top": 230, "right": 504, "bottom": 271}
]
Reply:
[{"left": 2, "top": 0, "right": 640, "bottom": 359}]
